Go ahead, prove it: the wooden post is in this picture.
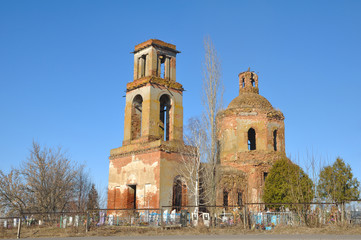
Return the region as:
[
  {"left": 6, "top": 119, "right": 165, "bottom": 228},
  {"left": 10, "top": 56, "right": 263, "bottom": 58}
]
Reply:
[{"left": 16, "top": 218, "right": 21, "bottom": 239}]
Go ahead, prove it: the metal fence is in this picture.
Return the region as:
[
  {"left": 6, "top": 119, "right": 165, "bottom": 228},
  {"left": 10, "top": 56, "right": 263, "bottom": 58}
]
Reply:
[
  {"left": 100, "top": 209, "right": 162, "bottom": 227},
  {"left": 0, "top": 212, "right": 88, "bottom": 229},
  {"left": 1, "top": 201, "right": 361, "bottom": 236}
]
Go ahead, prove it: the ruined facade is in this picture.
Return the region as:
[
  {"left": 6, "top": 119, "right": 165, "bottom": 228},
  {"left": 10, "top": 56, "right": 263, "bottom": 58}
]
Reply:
[
  {"left": 107, "top": 40, "right": 190, "bottom": 210},
  {"left": 216, "top": 70, "right": 286, "bottom": 210},
  {"left": 108, "top": 39, "right": 287, "bottom": 211}
]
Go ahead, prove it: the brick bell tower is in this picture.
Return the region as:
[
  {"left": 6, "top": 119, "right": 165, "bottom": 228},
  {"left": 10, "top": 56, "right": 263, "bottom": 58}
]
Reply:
[{"left": 107, "top": 40, "right": 188, "bottom": 211}]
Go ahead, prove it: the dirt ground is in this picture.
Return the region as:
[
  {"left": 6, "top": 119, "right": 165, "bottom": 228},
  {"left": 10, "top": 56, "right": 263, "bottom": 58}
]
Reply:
[{"left": 1, "top": 225, "right": 361, "bottom": 239}]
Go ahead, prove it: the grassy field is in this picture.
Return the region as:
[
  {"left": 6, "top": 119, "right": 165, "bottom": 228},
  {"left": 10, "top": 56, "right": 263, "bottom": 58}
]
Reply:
[{"left": 1, "top": 225, "right": 361, "bottom": 239}]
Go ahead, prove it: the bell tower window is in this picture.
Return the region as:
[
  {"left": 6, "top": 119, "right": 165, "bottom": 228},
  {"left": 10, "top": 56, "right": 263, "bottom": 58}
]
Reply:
[
  {"left": 248, "top": 128, "right": 256, "bottom": 150},
  {"left": 238, "top": 70, "right": 259, "bottom": 94},
  {"left": 158, "top": 55, "right": 171, "bottom": 79},
  {"left": 158, "top": 56, "right": 165, "bottom": 78},
  {"left": 138, "top": 55, "right": 146, "bottom": 78},
  {"left": 160, "top": 94, "right": 171, "bottom": 141},
  {"left": 131, "top": 95, "right": 143, "bottom": 140}
]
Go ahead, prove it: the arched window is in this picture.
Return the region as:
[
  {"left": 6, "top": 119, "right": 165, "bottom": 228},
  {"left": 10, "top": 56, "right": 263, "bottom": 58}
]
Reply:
[
  {"left": 159, "top": 94, "right": 171, "bottom": 141},
  {"left": 131, "top": 95, "right": 143, "bottom": 140},
  {"left": 172, "top": 176, "right": 186, "bottom": 211},
  {"left": 223, "top": 190, "right": 229, "bottom": 207},
  {"left": 273, "top": 130, "right": 277, "bottom": 151},
  {"left": 158, "top": 55, "right": 171, "bottom": 79},
  {"left": 126, "top": 185, "right": 136, "bottom": 209},
  {"left": 138, "top": 55, "right": 146, "bottom": 78},
  {"left": 248, "top": 128, "right": 256, "bottom": 150},
  {"left": 237, "top": 191, "right": 243, "bottom": 206}
]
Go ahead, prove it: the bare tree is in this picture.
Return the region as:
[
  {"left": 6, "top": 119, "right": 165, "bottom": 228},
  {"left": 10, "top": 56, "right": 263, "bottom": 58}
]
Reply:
[
  {"left": 0, "top": 169, "right": 29, "bottom": 215},
  {"left": 72, "top": 167, "right": 92, "bottom": 212},
  {"left": 0, "top": 141, "right": 95, "bottom": 215},
  {"left": 201, "top": 36, "right": 224, "bottom": 206},
  {"left": 97, "top": 186, "right": 108, "bottom": 209},
  {"left": 87, "top": 184, "right": 99, "bottom": 210},
  {"left": 21, "top": 142, "right": 78, "bottom": 213},
  {"left": 178, "top": 117, "right": 205, "bottom": 212}
]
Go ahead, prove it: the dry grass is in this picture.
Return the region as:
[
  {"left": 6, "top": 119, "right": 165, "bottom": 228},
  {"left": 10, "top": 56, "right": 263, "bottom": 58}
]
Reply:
[{"left": 1, "top": 224, "right": 361, "bottom": 239}]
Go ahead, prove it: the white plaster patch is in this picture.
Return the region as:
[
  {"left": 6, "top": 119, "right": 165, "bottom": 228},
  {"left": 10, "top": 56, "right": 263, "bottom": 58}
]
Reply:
[
  {"left": 252, "top": 188, "right": 258, "bottom": 203},
  {"left": 127, "top": 174, "right": 137, "bottom": 184}
]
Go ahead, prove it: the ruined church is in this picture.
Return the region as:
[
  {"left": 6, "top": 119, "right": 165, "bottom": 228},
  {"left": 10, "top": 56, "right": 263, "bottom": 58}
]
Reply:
[{"left": 107, "top": 39, "right": 286, "bottom": 211}]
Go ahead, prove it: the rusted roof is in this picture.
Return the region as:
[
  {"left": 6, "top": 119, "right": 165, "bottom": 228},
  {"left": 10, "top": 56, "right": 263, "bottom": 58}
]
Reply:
[{"left": 227, "top": 92, "right": 274, "bottom": 112}]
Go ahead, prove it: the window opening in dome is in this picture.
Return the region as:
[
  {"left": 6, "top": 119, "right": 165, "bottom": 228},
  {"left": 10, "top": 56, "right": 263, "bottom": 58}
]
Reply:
[
  {"left": 273, "top": 130, "right": 277, "bottom": 151},
  {"left": 242, "top": 78, "right": 245, "bottom": 88},
  {"left": 248, "top": 128, "right": 256, "bottom": 150},
  {"left": 251, "top": 79, "right": 255, "bottom": 87},
  {"left": 263, "top": 172, "right": 268, "bottom": 183}
]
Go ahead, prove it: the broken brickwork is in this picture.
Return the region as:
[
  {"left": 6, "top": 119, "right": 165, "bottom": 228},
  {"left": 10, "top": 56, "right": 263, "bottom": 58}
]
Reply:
[
  {"left": 107, "top": 40, "right": 288, "bottom": 213},
  {"left": 217, "top": 70, "right": 286, "bottom": 211},
  {"left": 107, "top": 40, "right": 193, "bottom": 213}
]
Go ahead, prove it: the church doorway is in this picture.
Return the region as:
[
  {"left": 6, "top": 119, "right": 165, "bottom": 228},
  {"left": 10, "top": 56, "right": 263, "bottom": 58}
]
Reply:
[{"left": 127, "top": 185, "right": 137, "bottom": 209}]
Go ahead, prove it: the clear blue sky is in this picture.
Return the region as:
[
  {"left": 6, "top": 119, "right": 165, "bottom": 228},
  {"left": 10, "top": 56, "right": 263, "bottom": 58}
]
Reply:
[{"left": 1, "top": 0, "right": 361, "bottom": 195}]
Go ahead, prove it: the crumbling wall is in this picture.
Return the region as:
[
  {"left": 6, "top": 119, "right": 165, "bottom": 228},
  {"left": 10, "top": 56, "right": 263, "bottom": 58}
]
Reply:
[
  {"left": 107, "top": 150, "right": 161, "bottom": 210},
  {"left": 123, "top": 84, "right": 183, "bottom": 145},
  {"left": 217, "top": 90, "right": 286, "bottom": 210}
]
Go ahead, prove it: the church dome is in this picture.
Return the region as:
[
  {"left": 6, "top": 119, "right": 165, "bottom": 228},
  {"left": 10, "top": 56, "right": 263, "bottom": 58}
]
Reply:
[{"left": 227, "top": 92, "right": 274, "bottom": 112}]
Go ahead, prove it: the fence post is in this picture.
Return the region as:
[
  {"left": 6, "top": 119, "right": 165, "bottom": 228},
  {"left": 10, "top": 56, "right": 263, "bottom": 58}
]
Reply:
[
  {"left": 86, "top": 211, "right": 89, "bottom": 233},
  {"left": 160, "top": 207, "right": 163, "bottom": 228},
  {"left": 245, "top": 204, "right": 248, "bottom": 229},
  {"left": 341, "top": 202, "right": 345, "bottom": 225},
  {"left": 16, "top": 218, "right": 21, "bottom": 239},
  {"left": 243, "top": 205, "right": 246, "bottom": 229}
]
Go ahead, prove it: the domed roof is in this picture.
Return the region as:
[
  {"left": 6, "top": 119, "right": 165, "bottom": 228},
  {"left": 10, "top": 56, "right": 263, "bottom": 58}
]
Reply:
[{"left": 227, "top": 92, "right": 274, "bottom": 112}]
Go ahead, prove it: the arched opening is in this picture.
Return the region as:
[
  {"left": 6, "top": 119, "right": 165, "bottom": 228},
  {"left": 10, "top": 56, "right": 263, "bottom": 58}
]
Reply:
[
  {"left": 131, "top": 95, "right": 143, "bottom": 140},
  {"left": 251, "top": 79, "right": 255, "bottom": 87},
  {"left": 237, "top": 191, "right": 243, "bottom": 206},
  {"left": 158, "top": 55, "right": 170, "bottom": 79},
  {"left": 223, "top": 190, "right": 229, "bottom": 207},
  {"left": 242, "top": 78, "right": 245, "bottom": 88},
  {"left": 248, "top": 128, "right": 256, "bottom": 150},
  {"left": 273, "top": 130, "right": 277, "bottom": 151},
  {"left": 159, "top": 94, "right": 171, "bottom": 141},
  {"left": 127, "top": 184, "right": 137, "bottom": 209},
  {"left": 172, "top": 176, "right": 187, "bottom": 211},
  {"left": 138, "top": 55, "right": 146, "bottom": 78}
]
